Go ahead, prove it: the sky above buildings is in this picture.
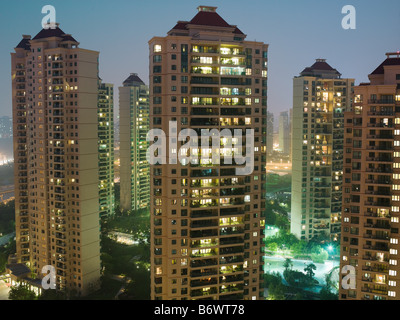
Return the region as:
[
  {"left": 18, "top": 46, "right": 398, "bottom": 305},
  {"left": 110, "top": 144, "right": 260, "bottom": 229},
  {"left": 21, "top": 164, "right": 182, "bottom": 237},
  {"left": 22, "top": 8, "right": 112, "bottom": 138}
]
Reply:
[{"left": 0, "top": 0, "right": 399, "bottom": 118}]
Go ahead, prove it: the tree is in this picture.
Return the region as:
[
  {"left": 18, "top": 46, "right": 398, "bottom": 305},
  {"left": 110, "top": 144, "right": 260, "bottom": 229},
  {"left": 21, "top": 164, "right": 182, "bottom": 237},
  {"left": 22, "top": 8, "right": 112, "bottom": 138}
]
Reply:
[
  {"left": 267, "top": 283, "right": 286, "bottom": 300},
  {"left": 311, "top": 247, "right": 329, "bottom": 263},
  {"left": 291, "top": 241, "right": 308, "bottom": 256},
  {"left": 283, "top": 258, "right": 293, "bottom": 271},
  {"left": 304, "top": 263, "right": 317, "bottom": 280},
  {"left": 39, "top": 290, "right": 67, "bottom": 300},
  {"left": 320, "top": 286, "right": 338, "bottom": 300},
  {"left": 9, "top": 285, "right": 37, "bottom": 300},
  {"left": 267, "top": 242, "right": 278, "bottom": 252}
]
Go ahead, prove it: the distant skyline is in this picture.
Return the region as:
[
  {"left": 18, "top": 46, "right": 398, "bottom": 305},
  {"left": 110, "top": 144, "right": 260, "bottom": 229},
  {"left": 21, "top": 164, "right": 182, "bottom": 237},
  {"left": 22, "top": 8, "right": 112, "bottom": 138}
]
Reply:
[{"left": 0, "top": 0, "right": 399, "bottom": 117}]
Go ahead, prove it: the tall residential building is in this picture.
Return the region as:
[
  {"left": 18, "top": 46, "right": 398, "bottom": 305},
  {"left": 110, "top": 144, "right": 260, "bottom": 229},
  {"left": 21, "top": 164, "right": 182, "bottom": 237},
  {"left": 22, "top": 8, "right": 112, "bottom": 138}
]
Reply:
[
  {"left": 149, "top": 6, "right": 268, "bottom": 300},
  {"left": 11, "top": 25, "right": 101, "bottom": 296},
  {"left": 340, "top": 53, "right": 400, "bottom": 300},
  {"left": 291, "top": 59, "right": 354, "bottom": 241},
  {"left": 119, "top": 74, "right": 150, "bottom": 212},
  {"left": 267, "top": 111, "right": 274, "bottom": 155},
  {"left": 98, "top": 80, "right": 115, "bottom": 217},
  {"left": 279, "top": 111, "right": 290, "bottom": 155}
]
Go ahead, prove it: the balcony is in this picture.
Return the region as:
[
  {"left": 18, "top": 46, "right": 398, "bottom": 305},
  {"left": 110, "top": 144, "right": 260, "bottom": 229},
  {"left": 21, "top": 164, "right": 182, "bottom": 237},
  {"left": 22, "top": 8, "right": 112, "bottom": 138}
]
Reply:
[
  {"left": 365, "top": 179, "right": 391, "bottom": 185},
  {"left": 191, "top": 269, "right": 218, "bottom": 278},
  {"left": 190, "top": 287, "right": 218, "bottom": 298},
  {"left": 366, "top": 134, "right": 394, "bottom": 140},
  {"left": 368, "top": 99, "right": 395, "bottom": 105},
  {"left": 190, "top": 278, "right": 218, "bottom": 288},
  {"left": 190, "top": 259, "right": 218, "bottom": 268}
]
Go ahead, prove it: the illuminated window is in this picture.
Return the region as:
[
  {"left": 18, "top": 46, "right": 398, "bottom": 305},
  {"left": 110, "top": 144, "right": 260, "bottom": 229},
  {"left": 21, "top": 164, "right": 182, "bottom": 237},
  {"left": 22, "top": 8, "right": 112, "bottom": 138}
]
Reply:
[{"left": 154, "top": 45, "right": 162, "bottom": 53}]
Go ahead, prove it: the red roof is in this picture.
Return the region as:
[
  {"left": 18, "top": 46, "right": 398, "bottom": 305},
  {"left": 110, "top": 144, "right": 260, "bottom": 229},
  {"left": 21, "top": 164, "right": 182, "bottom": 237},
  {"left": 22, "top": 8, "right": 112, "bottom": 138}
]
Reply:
[
  {"left": 371, "top": 57, "right": 400, "bottom": 75},
  {"left": 189, "top": 10, "right": 232, "bottom": 28},
  {"left": 32, "top": 26, "right": 77, "bottom": 42},
  {"left": 168, "top": 9, "right": 245, "bottom": 35}
]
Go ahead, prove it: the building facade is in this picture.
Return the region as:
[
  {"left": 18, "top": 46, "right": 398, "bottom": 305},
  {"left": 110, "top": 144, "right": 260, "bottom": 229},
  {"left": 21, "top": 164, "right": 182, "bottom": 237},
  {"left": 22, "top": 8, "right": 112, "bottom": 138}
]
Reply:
[
  {"left": 340, "top": 53, "right": 400, "bottom": 300},
  {"left": 0, "top": 116, "right": 13, "bottom": 138},
  {"left": 149, "top": 6, "right": 268, "bottom": 300},
  {"left": 98, "top": 81, "right": 115, "bottom": 217},
  {"left": 278, "top": 111, "right": 290, "bottom": 156},
  {"left": 266, "top": 111, "right": 274, "bottom": 155},
  {"left": 11, "top": 25, "right": 101, "bottom": 296},
  {"left": 291, "top": 59, "right": 354, "bottom": 241},
  {"left": 119, "top": 74, "right": 150, "bottom": 212}
]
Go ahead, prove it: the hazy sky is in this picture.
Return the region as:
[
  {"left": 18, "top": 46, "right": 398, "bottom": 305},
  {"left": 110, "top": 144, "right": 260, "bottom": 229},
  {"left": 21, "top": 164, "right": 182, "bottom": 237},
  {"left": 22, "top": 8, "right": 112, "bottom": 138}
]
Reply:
[{"left": 0, "top": 0, "right": 399, "bottom": 118}]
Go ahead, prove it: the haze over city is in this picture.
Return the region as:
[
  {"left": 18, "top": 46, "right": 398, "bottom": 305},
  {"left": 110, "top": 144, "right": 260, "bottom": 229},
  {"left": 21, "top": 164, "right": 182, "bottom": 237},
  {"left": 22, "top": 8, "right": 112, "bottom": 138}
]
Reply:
[{"left": 0, "top": 0, "right": 399, "bottom": 118}]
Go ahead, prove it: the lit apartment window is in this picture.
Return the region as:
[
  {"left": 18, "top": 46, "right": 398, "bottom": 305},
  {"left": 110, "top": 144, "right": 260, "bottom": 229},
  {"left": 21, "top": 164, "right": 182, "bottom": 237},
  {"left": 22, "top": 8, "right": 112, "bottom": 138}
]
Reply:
[
  {"left": 388, "top": 291, "right": 396, "bottom": 297},
  {"left": 154, "top": 45, "right": 162, "bottom": 53}
]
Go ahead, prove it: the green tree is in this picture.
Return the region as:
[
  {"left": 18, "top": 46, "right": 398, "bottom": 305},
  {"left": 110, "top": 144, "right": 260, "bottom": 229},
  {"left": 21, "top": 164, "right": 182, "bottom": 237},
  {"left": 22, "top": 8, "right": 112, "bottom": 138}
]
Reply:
[
  {"left": 311, "top": 247, "right": 329, "bottom": 263},
  {"left": 304, "top": 263, "right": 317, "bottom": 279},
  {"left": 39, "top": 290, "right": 67, "bottom": 300},
  {"left": 283, "top": 258, "right": 293, "bottom": 271},
  {"left": 320, "top": 286, "right": 338, "bottom": 300},
  {"left": 267, "top": 282, "right": 286, "bottom": 300},
  {"left": 267, "top": 242, "right": 278, "bottom": 252},
  {"left": 9, "top": 285, "right": 37, "bottom": 300}
]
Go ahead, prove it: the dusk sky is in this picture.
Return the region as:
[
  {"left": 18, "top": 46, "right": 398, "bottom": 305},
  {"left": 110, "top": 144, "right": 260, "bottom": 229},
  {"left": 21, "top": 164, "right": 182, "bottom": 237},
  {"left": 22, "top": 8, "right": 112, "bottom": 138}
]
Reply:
[{"left": 0, "top": 0, "right": 399, "bottom": 119}]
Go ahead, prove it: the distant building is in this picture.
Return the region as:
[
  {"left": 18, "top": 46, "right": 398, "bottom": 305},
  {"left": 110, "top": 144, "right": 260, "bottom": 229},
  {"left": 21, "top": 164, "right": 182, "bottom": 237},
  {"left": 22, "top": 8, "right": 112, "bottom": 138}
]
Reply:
[
  {"left": 119, "top": 73, "right": 150, "bottom": 212},
  {"left": 267, "top": 111, "right": 274, "bottom": 154},
  {"left": 291, "top": 59, "right": 354, "bottom": 241},
  {"left": 279, "top": 111, "right": 290, "bottom": 155},
  {"left": 98, "top": 80, "right": 115, "bottom": 217},
  {"left": 0, "top": 116, "right": 12, "bottom": 138}
]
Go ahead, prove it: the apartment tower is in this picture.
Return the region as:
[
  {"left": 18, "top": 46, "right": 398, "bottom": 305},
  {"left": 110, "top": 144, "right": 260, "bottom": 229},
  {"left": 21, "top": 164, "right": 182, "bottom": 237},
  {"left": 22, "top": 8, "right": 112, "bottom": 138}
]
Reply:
[
  {"left": 291, "top": 59, "right": 354, "bottom": 241},
  {"left": 149, "top": 6, "right": 268, "bottom": 300},
  {"left": 266, "top": 111, "right": 274, "bottom": 155},
  {"left": 11, "top": 25, "right": 101, "bottom": 295},
  {"left": 278, "top": 111, "right": 290, "bottom": 156},
  {"left": 340, "top": 52, "right": 400, "bottom": 300},
  {"left": 119, "top": 74, "right": 150, "bottom": 212},
  {"left": 98, "top": 80, "right": 115, "bottom": 217}
]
